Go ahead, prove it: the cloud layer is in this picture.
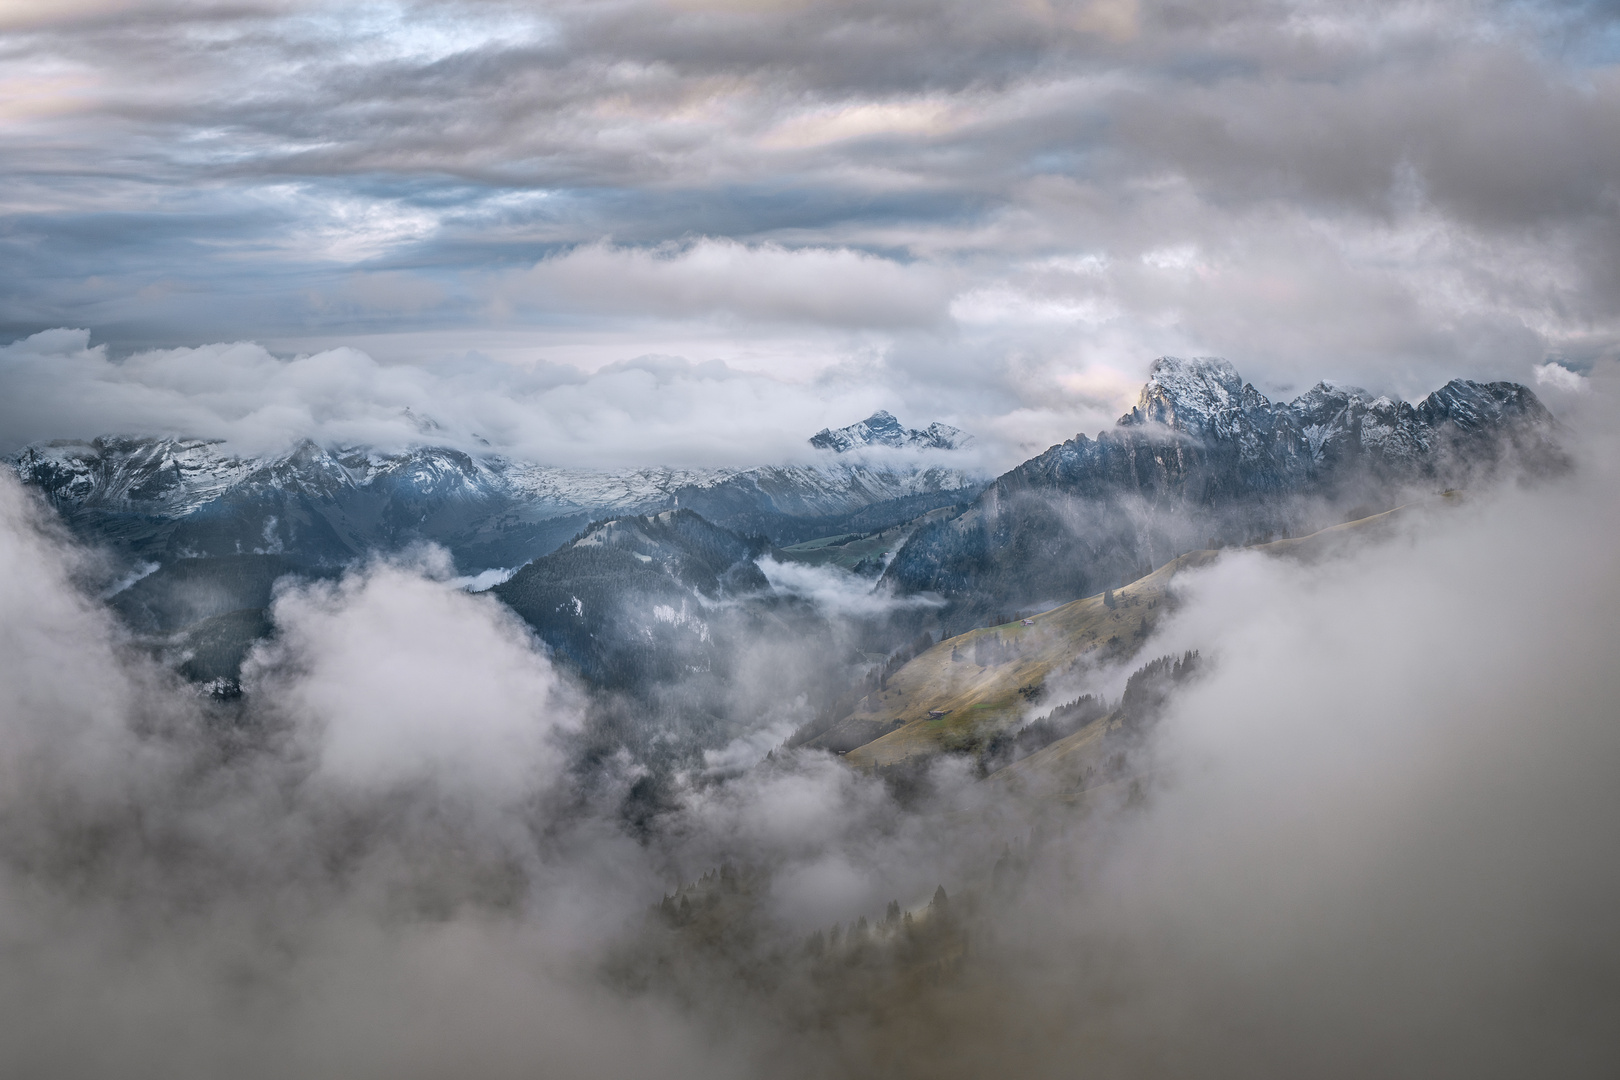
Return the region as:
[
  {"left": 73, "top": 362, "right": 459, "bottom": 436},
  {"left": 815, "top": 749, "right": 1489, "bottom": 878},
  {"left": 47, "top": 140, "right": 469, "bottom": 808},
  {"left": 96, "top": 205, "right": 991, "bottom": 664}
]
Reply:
[{"left": 0, "top": 326, "right": 996, "bottom": 466}]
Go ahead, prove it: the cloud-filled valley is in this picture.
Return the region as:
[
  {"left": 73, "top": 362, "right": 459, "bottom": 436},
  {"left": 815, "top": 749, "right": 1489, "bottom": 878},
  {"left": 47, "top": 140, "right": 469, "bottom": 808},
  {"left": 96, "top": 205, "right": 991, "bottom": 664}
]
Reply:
[
  {"left": 0, "top": 372, "right": 1617, "bottom": 1077},
  {"left": 3, "top": 1, "right": 1620, "bottom": 1076}
]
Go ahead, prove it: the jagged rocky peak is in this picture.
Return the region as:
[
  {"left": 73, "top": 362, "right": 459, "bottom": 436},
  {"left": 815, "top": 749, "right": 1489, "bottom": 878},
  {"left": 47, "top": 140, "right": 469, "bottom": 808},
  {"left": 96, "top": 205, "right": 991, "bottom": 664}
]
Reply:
[
  {"left": 809, "top": 410, "right": 970, "bottom": 452},
  {"left": 1117, "top": 357, "right": 1554, "bottom": 448},
  {"left": 1289, "top": 380, "right": 1377, "bottom": 420},
  {"left": 1121, "top": 356, "right": 1266, "bottom": 435},
  {"left": 13, "top": 435, "right": 261, "bottom": 510},
  {"left": 1418, "top": 378, "right": 1551, "bottom": 432}
]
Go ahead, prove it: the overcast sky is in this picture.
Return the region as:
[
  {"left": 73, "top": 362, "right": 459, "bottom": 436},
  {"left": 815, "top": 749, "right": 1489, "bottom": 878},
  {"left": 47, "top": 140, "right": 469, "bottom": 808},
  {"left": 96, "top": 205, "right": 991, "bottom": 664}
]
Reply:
[{"left": 2, "top": 0, "right": 1616, "bottom": 465}]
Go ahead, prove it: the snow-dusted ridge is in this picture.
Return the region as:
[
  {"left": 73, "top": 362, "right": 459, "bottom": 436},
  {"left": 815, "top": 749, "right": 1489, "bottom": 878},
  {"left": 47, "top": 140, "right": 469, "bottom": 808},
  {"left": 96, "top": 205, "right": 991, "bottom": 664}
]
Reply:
[
  {"left": 809, "top": 410, "right": 971, "bottom": 453},
  {"left": 883, "top": 356, "right": 1565, "bottom": 603},
  {"left": 1115, "top": 355, "right": 1555, "bottom": 473},
  {"left": 6, "top": 420, "right": 988, "bottom": 576},
  {"left": 10, "top": 437, "right": 983, "bottom": 520}
]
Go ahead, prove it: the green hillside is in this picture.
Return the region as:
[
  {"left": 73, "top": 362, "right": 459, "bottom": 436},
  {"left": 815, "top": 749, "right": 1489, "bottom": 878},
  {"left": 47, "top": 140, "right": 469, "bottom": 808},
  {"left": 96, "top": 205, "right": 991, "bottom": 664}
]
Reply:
[
  {"left": 805, "top": 550, "right": 1211, "bottom": 765},
  {"left": 815, "top": 503, "right": 1419, "bottom": 770}
]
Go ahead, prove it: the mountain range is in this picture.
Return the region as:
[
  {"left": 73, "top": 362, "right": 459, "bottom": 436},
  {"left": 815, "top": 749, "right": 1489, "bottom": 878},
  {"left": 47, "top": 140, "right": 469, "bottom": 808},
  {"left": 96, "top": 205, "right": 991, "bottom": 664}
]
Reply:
[
  {"left": 7, "top": 413, "right": 976, "bottom": 696},
  {"left": 4, "top": 363, "right": 1562, "bottom": 711},
  {"left": 883, "top": 357, "right": 1563, "bottom": 614},
  {"left": 11, "top": 419, "right": 983, "bottom": 573}
]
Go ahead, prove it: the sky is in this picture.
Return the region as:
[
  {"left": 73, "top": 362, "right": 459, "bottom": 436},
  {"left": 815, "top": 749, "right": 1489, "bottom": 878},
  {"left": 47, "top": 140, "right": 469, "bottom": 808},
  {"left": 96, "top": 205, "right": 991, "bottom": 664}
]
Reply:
[{"left": 2, "top": 0, "right": 1618, "bottom": 465}]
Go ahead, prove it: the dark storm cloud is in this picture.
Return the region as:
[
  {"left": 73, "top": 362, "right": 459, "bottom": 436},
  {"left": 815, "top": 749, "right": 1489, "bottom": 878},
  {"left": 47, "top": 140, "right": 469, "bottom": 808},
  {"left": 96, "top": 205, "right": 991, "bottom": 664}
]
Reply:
[{"left": 1, "top": 0, "right": 1617, "bottom": 458}]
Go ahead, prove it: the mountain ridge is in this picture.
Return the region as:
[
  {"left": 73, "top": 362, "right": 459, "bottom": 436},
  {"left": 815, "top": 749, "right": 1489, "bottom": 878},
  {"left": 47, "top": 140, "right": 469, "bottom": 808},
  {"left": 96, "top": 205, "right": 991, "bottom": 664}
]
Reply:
[
  {"left": 809, "top": 410, "right": 970, "bottom": 453},
  {"left": 10, "top": 435, "right": 987, "bottom": 570},
  {"left": 882, "top": 357, "right": 1562, "bottom": 611},
  {"left": 3, "top": 358, "right": 1565, "bottom": 706}
]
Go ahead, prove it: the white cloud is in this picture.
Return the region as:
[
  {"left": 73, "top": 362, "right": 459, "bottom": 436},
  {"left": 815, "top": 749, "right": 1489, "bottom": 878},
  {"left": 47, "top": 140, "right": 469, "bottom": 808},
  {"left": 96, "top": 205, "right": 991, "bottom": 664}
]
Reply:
[
  {"left": 1043, "top": 436, "right": 1620, "bottom": 1071},
  {"left": 0, "top": 467, "right": 755, "bottom": 1078},
  {"left": 0, "top": 328, "right": 947, "bottom": 468},
  {"left": 504, "top": 239, "right": 958, "bottom": 329},
  {"left": 756, "top": 556, "right": 941, "bottom": 619},
  {"left": 248, "top": 553, "right": 577, "bottom": 800},
  {"left": 1534, "top": 361, "right": 1590, "bottom": 394}
]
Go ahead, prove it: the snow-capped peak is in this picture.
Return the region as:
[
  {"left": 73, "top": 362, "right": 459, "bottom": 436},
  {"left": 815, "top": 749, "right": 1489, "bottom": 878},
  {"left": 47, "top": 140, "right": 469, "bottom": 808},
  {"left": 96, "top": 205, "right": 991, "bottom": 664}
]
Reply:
[
  {"left": 1124, "top": 356, "right": 1253, "bottom": 435},
  {"left": 808, "top": 411, "right": 970, "bottom": 453}
]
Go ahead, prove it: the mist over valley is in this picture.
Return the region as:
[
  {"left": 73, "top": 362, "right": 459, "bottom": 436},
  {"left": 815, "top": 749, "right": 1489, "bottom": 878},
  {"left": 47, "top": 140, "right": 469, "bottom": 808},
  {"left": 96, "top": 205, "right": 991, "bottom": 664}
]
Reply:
[{"left": 2, "top": 1, "right": 1619, "bottom": 1076}]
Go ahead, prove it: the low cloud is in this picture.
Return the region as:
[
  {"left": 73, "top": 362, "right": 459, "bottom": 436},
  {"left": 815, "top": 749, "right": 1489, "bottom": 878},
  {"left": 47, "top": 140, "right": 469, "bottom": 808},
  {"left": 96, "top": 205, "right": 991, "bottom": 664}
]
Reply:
[
  {"left": 1, "top": 381, "right": 1619, "bottom": 1076},
  {"left": 505, "top": 239, "right": 958, "bottom": 329},
  {"left": 952, "top": 382, "right": 1620, "bottom": 1076},
  {"left": 0, "top": 328, "right": 987, "bottom": 468},
  {"left": 1535, "top": 360, "right": 1591, "bottom": 394},
  {"left": 756, "top": 556, "right": 942, "bottom": 619},
  {"left": 0, "top": 468, "right": 774, "bottom": 1078},
  {"left": 0, "top": 462, "right": 997, "bottom": 1077},
  {"left": 248, "top": 552, "right": 578, "bottom": 799}
]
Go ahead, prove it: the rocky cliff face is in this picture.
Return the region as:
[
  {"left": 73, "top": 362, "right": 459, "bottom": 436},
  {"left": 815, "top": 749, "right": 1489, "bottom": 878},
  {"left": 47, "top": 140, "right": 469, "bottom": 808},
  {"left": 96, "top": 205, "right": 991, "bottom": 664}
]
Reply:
[{"left": 883, "top": 357, "right": 1563, "bottom": 610}]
